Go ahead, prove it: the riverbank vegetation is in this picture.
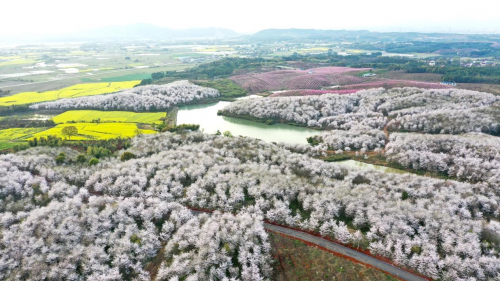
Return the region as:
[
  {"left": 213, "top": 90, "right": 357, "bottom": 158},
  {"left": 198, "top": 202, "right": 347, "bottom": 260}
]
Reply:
[
  {"left": 220, "top": 87, "right": 500, "bottom": 187},
  {"left": 386, "top": 132, "right": 500, "bottom": 184},
  {"left": 219, "top": 87, "right": 499, "bottom": 133},
  {"left": 192, "top": 79, "right": 247, "bottom": 98}
]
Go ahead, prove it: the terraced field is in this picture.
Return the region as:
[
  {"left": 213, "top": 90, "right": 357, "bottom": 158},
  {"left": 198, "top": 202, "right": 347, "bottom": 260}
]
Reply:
[
  {"left": 31, "top": 123, "right": 156, "bottom": 140},
  {"left": 0, "top": 81, "right": 139, "bottom": 106},
  {"left": 52, "top": 110, "right": 166, "bottom": 124}
]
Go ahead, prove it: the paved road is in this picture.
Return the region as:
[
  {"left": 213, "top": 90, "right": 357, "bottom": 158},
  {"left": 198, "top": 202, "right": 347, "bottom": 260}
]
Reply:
[
  {"left": 265, "top": 223, "right": 427, "bottom": 281},
  {"left": 192, "top": 210, "right": 427, "bottom": 281}
]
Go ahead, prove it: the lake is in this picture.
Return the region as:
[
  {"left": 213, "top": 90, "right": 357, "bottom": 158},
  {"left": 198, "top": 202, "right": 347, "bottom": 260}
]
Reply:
[{"left": 177, "top": 99, "right": 318, "bottom": 144}]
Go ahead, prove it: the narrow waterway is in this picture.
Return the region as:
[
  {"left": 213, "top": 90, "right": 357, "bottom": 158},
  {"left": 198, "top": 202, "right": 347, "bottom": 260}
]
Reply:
[{"left": 335, "top": 159, "right": 409, "bottom": 174}]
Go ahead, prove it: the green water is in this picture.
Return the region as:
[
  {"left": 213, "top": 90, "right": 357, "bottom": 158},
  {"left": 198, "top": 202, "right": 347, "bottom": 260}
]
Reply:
[
  {"left": 335, "top": 160, "right": 409, "bottom": 174},
  {"left": 177, "top": 100, "right": 318, "bottom": 145},
  {"left": 179, "top": 99, "right": 410, "bottom": 173}
]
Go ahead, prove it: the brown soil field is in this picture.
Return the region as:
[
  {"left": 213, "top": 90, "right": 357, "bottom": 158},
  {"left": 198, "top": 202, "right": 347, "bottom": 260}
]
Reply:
[
  {"left": 270, "top": 232, "right": 399, "bottom": 281},
  {"left": 378, "top": 71, "right": 443, "bottom": 82}
]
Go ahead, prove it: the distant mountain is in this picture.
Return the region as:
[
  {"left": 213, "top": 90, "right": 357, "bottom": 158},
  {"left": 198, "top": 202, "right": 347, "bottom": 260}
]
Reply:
[
  {"left": 251, "top": 28, "right": 500, "bottom": 42},
  {"left": 66, "top": 23, "right": 240, "bottom": 40},
  {"left": 252, "top": 28, "right": 372, "bottom": 40}
]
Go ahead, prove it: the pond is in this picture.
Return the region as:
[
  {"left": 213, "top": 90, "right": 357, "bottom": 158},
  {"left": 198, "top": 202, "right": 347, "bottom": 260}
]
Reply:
[
  {"left": 177, "top": 98, "right": 318, "bottom": 144},
  {"left": 335, "top": 160, "right": 409, "bottom": 174}
]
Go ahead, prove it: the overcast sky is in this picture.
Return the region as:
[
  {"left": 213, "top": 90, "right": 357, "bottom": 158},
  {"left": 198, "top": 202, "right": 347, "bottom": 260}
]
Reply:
[{"left": 2, "top": 0, "right": 500, "bottom": 36}]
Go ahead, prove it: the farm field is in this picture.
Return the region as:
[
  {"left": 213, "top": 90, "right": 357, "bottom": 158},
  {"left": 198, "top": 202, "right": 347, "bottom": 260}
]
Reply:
[
  {"left": 269, "top": 233, "right": 397, "bottom": 281},
  {"left": 52, "top": 110, "right": 166, "bottom": 124},
  {"left": 230, "top": 67, "right": 369, "bottom": 93},
  {"left": 1, "top": 64, "right": 192, "bottom": 94},
  {"left": 457, "top": 83, "right": 500, "bottom": 96},
  {"left": 337, "top": 80, "right": 452, "bottom": 90},
  {"left": 0, "top": 127, "right": 47, "bottom": 142},
  {"left": 378, "top": 70, "right": 443, "bottom": 82},
  {"left": 31, "top": 123, "right": 156, "bottom": 140},
  {"left": 82, "top": 73, "right": 152, "bottom": 82},
  {"left": 0, "top": 81, "right": 139, "bottom": 106},
  {"left": 269, "top": 89, "right": 359, "bottom": 97},
  {"left": 0, "top": 58, "right": 37, "bottom": 67},
  {"left": 0, "top": 127, "right": 48, "bottom": 150},
  {"left": 0, "top": 42, "right": 203, "bottom": 94},
  {"left": 0, "top": 142, "right": 16, "bottom": 150}
]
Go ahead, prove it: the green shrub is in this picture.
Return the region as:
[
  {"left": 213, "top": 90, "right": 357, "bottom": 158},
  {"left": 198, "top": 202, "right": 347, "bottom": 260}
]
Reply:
[
  {"left": 130, "top": 234, "right": 141, "bottom": 245},
  {"left": 352, "top": 174, "right": 371, "bottom": 185},
  {"left": 121, "top": 152, "right": 136, "bottom": 162},
  {"left": 411, "top": 245, "right": 422, "bottom": 255},
  {"left": 89, "top": 158, "right": 99, "bottom": 166},
  {"left": 166, "top": 124, "right": 200, "bottom": 133},
  {"left": 55, "top": 152, "right": 66, "bottom": 165},
  {"left": 402, "top": 191, "right": 409, "bottom": 200},
  {"left": 76, "top": 154, "right": 87, "bottom": 163},
  {"left": 307, "top": 136, "right": 321, "bottom": 146}
]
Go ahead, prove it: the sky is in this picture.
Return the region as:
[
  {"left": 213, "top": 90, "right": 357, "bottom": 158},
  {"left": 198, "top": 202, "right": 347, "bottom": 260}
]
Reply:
[{"left": 2, "top": 0, "right": 500, "bottom": 37}]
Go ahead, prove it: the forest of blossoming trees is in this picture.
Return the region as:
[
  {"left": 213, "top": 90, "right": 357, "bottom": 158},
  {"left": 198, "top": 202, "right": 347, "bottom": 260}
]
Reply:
[
  {"left": 219, "top": 87, "right": 499, "bottom": 133},
  {"left": 220, "top": 87, "right": 500, "bottom": 183},
  {"left": 1, "top": 84, "right": 500, "bottom": 280},
  {"left": 1, "top": 130, "right": 500, "bottom": 280},
  {"left": 29, "top": 80, "right": 220, "bottom": 111}
]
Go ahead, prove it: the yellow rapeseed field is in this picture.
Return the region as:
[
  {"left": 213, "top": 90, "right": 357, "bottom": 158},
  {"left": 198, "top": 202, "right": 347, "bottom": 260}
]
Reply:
[
  {"left": 0, "top": 81, "right": 139, "bottom": 106},
  {"left": 0, "top": 127, "right": 47, "bottom": 142},
  {"left": 52, "top": 110, "right": 166, "bottom": 124},
  {"left": 0, "top": 59, "right": 37, "bottom": 67},
  {"left": 31, "top": 123, "right": 156, "bottom": 140}
]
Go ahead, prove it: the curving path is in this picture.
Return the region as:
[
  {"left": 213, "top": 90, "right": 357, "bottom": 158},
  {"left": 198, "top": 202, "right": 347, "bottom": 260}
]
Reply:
[
  {"left": 192, "top": 211, "right": 428, "bottom": 281},
  {"left": 265, "top": 223, "right": 427, "bottom": 281}
]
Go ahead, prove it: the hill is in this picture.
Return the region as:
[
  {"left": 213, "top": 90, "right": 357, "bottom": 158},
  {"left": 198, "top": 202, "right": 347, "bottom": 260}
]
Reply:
[{"left": 251, "top": 28, "right": 500, "bottom": 42}]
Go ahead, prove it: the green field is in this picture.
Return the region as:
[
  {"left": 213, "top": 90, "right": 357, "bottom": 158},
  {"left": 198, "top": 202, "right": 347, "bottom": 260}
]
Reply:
[
  {"left": 0, "top": 142, "right": 16, "bottom": 150},
  {"left": 52, "top": 110, "right": 166, "bottom": 124},
  {"left": 81, "top": 73, "right": 153, "bottom": 82},
  {"left": 0, "top": 127, "right": 48, "bottom": 150},
  {"left": 0, "top": 81, "right": 139, "bottom": 106},
  {"left": 32, "top": 123, "right": 156, "bottom": 140},
  {"left": 0, "top": 127, "right": 48, "bottom": 141},
  {"left": 0, "top": 59, "right": 37, "bottom": 67}
]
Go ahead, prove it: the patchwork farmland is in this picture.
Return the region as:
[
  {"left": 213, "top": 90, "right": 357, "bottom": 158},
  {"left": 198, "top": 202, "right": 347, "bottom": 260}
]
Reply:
[{"left": 0, "top": 81, "right": 139, "bottom": 106}]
